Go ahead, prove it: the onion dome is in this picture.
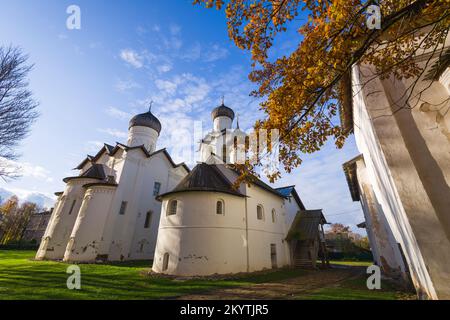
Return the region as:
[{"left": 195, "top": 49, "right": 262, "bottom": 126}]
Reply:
[
  {"left": 129, "top": 110, "right": 162, "bottom": 134},
  {"left": 211, "top": 103, "right": 235, "bottom": 121}
]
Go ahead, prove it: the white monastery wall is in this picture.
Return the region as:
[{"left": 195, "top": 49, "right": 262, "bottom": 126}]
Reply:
[
  {"left": 153, "top": 192, "right": 248, "bottom": 275},
  {"left": 36, "top": 178, "right": 98, "bottom": 260},
  {"left": 63, "top": 185, "right": 117, "bottom": 262},
  {"left": 351, "top": 60, "right": 450, "bottom": 298},
  {"left": 245, "top": 185, "right": 290, "bottom": 271},
  {"left": 355, "top": 158, "right": 407, "bottom": 280},
  {"left": 284, "top": 195, "right": 301, "bottom": 228}
]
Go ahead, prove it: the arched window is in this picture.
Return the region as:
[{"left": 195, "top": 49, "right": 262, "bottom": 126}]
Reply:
[
  {"left": 272, "top": 209, "right": 276, "bottom": 223},
  {"left": 168, "top": 200, "right": 178, "bottom": 216},
  {"left": 216, "top": 200, "right": 224, "bottom": 215},
  {"left": 162, "top": 253, "right": 169, "bottom": 271},
  {"left": 257, "top": 205, "right": 264, "bottom": 220}
]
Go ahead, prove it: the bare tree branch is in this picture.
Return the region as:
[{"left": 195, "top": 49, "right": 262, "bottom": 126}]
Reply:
[{"left": 0, "top": 46, "right": 39, "bottom": 180}]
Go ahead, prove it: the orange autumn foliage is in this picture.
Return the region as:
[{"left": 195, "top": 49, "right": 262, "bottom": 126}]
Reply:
[{"left": 194, "top": 0, "right": 450, "bottom": 182}]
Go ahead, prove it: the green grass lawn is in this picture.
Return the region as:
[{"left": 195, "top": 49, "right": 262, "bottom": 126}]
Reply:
[
  {"left": 329, "top": 260, "right": 373, "bottom": 267},
  {"left": 0, "top": 250, "right": 414, "bottom": 300},
  {"left": 0, "top": 250, "right": 305, "bottom": 300}
]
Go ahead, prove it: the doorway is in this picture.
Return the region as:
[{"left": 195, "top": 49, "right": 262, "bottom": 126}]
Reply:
[{"left": 270, "top": 244, "right": 277, "bottom": 269}]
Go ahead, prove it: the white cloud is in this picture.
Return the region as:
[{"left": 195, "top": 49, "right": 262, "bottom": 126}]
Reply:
[
  {"left": 120, "top": 49, "right": 144, "bottom": 68},
  {"left": 105, "top": 107, "right": 132, "bottom": 120},
  {"left": 157, "top": 63, "right": 173, "bottom": 73},
  {"left": 158, "top": 113, "right": 198, "bottom": 166},
  {"left": 179, "top": 74, "right": 211, "bottom": 105},
  {"left": 182, "top": 43, "right": 202, "bottom": 61},
  {"left": 98, "top": 128, "right": 128, "bottom": 139},
  {"left": 0, "top": 186, "right": 56, "bottom": 209},
  {"left": 274, "top": 139, "right": 365, "bottom": 233},
  {"left": 204, "top": 44, "right": 229, "bottom": 62},
  {"left": 171, "top": 38, "right": 183, "bottom": 50},
  {"left": 20, "top": 163, "right": 53, "bottom": 182},
  {"left": 115, "top": 79, "right": 141, "bottom": 92},
  {"left": 180, "top": 43, "right": 228, "bottom": 62},
  {"left": 155, "top": 79, "right": 178, "bottom": 95},
  {"left": 169, "top": 24, "right": 181, "bottom": 35},
  {"left": 160, "top": 24, "right": 183, "bottom": 51},
  {"left": 149, "top": 73, "right": 212, "bottom": 114},
  {"left": 0, "top": 157, "right": 53, "bottom": 182}
]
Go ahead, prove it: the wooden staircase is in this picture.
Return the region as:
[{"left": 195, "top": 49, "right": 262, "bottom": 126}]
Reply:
[{"left": 294, "top": 258, "right": 314, "bottom": 268}]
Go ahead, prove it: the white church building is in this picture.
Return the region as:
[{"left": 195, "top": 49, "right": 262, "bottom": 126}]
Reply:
[
  {"left": 36, "top": 109, "right": 189, "bottom": 262},
  {"left": 36, "top": 103, "right": 327, "bottom": 276}
]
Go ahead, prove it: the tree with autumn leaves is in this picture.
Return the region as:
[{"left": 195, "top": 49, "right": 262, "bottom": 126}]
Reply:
[
  {"left": 194, "top": 0, "right": 449, "bottom": 181},
  {"left": 0, "top": 196, "right": 39, "bottom": 245}
]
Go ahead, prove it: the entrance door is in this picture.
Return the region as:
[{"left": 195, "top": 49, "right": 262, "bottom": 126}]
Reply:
[{"left": 270, "top": 244, "right": 277, "bottom": 269}]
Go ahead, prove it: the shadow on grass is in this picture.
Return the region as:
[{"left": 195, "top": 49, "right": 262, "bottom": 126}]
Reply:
[
  {"left": 294, "top": 274, "right": 416, "bottom": 300},
  {"left": 96, "top": 259, "right": 153, "bottom": 268}
]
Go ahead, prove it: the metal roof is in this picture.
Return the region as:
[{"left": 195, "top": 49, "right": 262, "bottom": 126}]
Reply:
[
  {"left": 63, "top": 163, "right": 106, "bottom": 183},
  {"left": 211, "top": 104, "right": 235, "bottom": 120},
  {"left": 158, "top": 163, "right": 245, "bottom": 199},
  {"left": 275, "top": 186, "right": 306, "bottom": 210},
  {"left": 129, "top": 110, "right": 162, "bottom": 134},
  {"left": 286, "top": 210, "right": 327, "bottom": 241},
  {"left": 75, "top": 144, "right": 189, "bottom": 173}
]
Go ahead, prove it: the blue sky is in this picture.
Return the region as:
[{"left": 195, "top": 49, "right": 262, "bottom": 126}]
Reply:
[{"left": 0, "top": 0, "right": 365, "bottom": 233}]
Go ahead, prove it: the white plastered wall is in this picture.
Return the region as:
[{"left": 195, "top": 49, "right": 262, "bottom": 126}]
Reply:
[{"left": 351, "top": 64, "right": 441, "bottom": 299}]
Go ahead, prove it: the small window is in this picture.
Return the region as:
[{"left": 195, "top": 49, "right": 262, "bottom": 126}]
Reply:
[
  {"left": 216, "top": 200, "right": 224, "bottom": 215},
  {"left": 68, "top": 200, "right": 76, "bottom": 215},
  {"left": 168, "top": 200, "right": 178, "bottom": 216},
  {"left": 222, "top": 145, "right": 227, "bottom": 163},
  {"left": 162, "top": 252, "right": 169, "bottom": 271},
  {"left": 257, "top": 205, "right": 264, "bottom": 220},
  {"left": 272, "top": 209, "right": 276, "bottom": 223},
  {"left": 153, "top": 182, "right": 161, "bottom": 196},
  {"left": 144, "top": 211, "right": 152, "bottom": 228},
  {"left": 119, "top": 201, "right": 128, "bottom": 215}
]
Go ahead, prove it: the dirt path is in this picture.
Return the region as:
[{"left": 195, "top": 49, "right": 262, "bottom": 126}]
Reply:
[{"left": 176, "top": 266, "right": 365, "bottom": 300}]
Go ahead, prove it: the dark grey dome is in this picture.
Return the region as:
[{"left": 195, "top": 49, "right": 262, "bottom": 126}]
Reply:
[
  {"left": 211, "top": 104, "right": 235, "bottom": 121},
  {"left": 129, "top": 111, "right": 162, "bottom": 134}
]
